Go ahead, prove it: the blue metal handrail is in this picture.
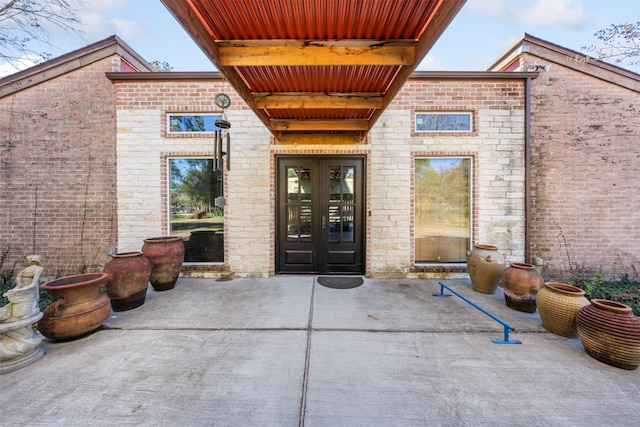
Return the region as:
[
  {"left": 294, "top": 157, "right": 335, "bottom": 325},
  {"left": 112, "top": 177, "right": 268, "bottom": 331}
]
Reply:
[{"left": 433, "top": 281, "right": 521, "bottom": 344}]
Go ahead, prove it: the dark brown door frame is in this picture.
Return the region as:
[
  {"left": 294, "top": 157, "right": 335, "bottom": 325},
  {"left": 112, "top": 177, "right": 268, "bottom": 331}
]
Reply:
[{"left": 276, "top": 155, "right": 365, "bottom": 274}]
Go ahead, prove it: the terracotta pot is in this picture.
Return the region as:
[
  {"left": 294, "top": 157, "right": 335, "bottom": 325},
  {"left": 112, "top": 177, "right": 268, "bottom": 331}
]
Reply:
[
  {"left": 38, "top": 272, "right": 111, "bottom": 341},
  {"left": 501, "top": 262, "right": 543, "bottom": 313},
  {"left": 536, "top": 282, "right": 589, "bottom": 337},
  {"left": 577, "top": 299, "right": 640, "bottom": 370},
  {"left": 142, "top": 236, "right": 185, "bottom": 291},
  {"left": 466, "top": 244, "right": 505, "bottom": 294},
  {"left": 104, "top": 251, "right": 151, "bottom": 311}
]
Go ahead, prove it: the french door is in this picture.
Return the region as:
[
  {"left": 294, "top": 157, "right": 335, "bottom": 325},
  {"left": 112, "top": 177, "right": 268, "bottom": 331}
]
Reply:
[{"left": 277, "top": 157, "right": 364, "bottom": 274}]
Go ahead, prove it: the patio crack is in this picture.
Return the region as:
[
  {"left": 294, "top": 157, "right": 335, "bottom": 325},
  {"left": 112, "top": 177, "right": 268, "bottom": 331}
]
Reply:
[{"left": 298, "top": 277, "right": 315, "bottom": 427}]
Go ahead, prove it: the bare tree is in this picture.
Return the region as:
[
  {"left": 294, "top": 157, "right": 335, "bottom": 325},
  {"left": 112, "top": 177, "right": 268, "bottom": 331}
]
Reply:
[
  {"left": 583, "top": 22, "right": 640, "bottom": 70},
  {"left": 0, "top": 0, "right": 82, "bottom": 70}
]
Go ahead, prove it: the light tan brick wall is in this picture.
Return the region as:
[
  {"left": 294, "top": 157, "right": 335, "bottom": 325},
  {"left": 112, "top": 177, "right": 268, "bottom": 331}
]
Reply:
[
  {"left": 113, "top": 80, "right": 274, "bottom": 277},
  {"left": 113, "top": 78, "right": 526, "bottom": 278},
  {"left": 366, "top": 78, "right": 526, "bottom": 278}
]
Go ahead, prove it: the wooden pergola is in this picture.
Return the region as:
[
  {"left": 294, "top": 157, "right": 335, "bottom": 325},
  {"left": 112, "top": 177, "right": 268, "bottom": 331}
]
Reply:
[{"left": 161, "top": 0, "right": 466, "bottom": 143}]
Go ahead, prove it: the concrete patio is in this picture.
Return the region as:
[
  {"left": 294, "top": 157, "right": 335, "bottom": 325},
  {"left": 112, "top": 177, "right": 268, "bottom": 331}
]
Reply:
[{"left": 2, "top": 276, "right": 639, "bottom": 426}]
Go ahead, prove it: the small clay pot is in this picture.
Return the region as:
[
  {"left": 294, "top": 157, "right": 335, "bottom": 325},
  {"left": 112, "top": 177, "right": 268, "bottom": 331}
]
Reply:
[{"left": 501, "top": 262, "right": 544, "bottom": 313}]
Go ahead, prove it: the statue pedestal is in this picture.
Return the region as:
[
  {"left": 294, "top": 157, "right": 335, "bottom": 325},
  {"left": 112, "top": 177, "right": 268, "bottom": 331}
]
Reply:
[{"left": 0, "top": 312, "right": 45, "bottom": 374}]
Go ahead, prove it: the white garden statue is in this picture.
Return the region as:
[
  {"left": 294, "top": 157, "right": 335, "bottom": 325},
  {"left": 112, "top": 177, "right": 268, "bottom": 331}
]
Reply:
[{"left": 0, "top": 255, "right": 46, "bottom": 374}]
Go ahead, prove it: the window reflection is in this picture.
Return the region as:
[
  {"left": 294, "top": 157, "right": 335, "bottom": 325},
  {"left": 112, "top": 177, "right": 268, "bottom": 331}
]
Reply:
[
  {"left": 328, "top": 166, "right": 355, "bottom": 243},
  {"left": 415, "top": 158, "right": 470, "bottom": 262},
  {"left": 169, "top": 158, "right": 224, "bottom": 262},
  {"left": 287, "top": 167, "right": 313, "bottom": 243}
]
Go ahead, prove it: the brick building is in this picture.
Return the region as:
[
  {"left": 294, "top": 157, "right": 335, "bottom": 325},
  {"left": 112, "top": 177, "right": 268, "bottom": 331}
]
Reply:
[
  {"left": 488, "top": 34, "right": 640, "bottom": 279},
  {"left": 0, "top": 37, "right": 153, "bottom": 276},
  {"left": 0, "top": 33, "right": 638, "bottom": 280}
]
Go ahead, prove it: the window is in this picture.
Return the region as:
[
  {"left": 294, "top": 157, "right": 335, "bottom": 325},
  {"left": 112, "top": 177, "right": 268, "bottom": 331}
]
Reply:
[
  {"left": 169, "top": 158, "right": 224, "bottom": 262},
  {"left": 416, "top": 112, "right": 472, "bottom": 132},
  {"left": 167, "top": 114, "right": 223, "bottom": 134},
  {"left": 415, "top": 158, "right": 471, "bottom": 263}
]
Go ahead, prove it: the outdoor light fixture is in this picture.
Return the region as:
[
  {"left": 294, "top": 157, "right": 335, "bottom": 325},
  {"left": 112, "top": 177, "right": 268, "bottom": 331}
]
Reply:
[
  {"left": 526, "top": 64, "right": 551, "bottom": 72},
  {"left": 214, "top": 94, "right": 231, "bottom": 171}
]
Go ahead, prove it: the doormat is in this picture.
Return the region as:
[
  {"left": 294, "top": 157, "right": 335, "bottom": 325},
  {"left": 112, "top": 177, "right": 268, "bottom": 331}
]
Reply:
[{"left": 317, "top": 276, "right": 363, "bottom": 289}]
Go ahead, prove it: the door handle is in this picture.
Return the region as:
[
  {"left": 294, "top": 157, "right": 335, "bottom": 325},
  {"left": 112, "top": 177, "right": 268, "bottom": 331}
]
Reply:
[{"left": 322, "top": 215, "right": 327, "bottom": 229}]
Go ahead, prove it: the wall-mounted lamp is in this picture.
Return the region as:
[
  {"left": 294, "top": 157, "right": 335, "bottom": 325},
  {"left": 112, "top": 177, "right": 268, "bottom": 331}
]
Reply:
[{"left": 526, "top": 64, "right": 551, "bottom": 72}]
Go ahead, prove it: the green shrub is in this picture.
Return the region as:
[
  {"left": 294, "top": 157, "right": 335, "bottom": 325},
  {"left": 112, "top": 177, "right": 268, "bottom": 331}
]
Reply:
[{"left": 571, "top": 274, "right": 640, "bottom": 317}]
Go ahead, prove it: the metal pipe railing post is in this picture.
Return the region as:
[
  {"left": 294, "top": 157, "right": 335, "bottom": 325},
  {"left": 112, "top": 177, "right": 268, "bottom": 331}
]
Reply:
[{"left": 433, "top": 281, "right": 521, "bottom": 344}]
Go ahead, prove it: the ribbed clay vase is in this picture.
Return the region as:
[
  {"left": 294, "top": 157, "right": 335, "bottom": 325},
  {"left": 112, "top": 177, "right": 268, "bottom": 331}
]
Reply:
[
  {"left": 38, "top": 272, "right": 111, "bottom": 341},
  {"left": 577, "top": 299, "right": 640, "bottom": 370},
  {"left": 142, "top": 236, "right": 185, "bottom": 291},
  {"left": 501, "top": 262, "right": 544, "bottom": 313},
  {"left": 466, "top": 244, "right": 505, "bottom": 294},
  {"left": 104, "top": 251, "right": 151, "bottom": 311},
  {"left": 536, "top": 282, "right": 589, "bottom": 337}
]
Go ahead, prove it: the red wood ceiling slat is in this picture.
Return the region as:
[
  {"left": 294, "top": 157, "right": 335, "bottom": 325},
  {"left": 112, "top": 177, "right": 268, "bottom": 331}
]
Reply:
[
  {"left": 237, "top": 65, "right": 400, "bottom": 93},
  {"left": 175, "top": 0, "right": 451, "bottom": 137},
  {"left": 191, "top": 0, "right": 440, "bottom": 40}
]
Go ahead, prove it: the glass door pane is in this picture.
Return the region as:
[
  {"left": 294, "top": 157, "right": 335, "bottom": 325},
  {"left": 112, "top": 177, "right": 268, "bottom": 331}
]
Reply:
[
  {"left": 328, "top": 166, "right": 355, "bottom": 243},
  {"left": 415, "top": 158, "right": 470, "bottom": 262},
  {"left": 286, "top": 166, "right": 313, "bottom": 243}
]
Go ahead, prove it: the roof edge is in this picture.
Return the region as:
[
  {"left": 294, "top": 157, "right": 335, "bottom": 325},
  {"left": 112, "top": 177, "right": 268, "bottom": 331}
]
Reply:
[
  {"left": 106, "top": 71, "right": 226, "bottom": 81},
  {"left": 0, "top": 35, "right": 155, "bottom": 98},
  {"left": 106, "top": 70, "right": 534, "bottom": 83},
  {"left": 106, "top": 70, "right": 535, "bottom": 83},
  {"left": 409, "top": 71, "right": 539, "bottom": 80},
  {"left": 486, "top": 33, "right": 640, "bottom": 92}
]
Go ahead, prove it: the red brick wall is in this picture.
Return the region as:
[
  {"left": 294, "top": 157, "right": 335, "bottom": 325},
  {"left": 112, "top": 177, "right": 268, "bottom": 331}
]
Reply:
[
  {"left": 0, "top": 57, "right": 120, "bottom": 277},
  {"left": 112, "top": 80, "right": 240, "bottom": 111},
  {"left": 395, "top": 79, "right": 525, "bottom": 110},
  {"left": 527, "top": 57, "right": 640, "bottom": 279}
]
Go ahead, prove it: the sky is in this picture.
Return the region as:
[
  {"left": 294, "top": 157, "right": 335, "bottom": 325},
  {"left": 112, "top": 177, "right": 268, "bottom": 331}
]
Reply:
[{"left": 1, "top": 0, "right": 639, "bottom": 77}]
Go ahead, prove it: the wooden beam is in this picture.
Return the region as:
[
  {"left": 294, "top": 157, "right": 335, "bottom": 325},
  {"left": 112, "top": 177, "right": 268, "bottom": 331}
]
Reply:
[
  {"left": 277, "top": 133, "right": 365, "bottom": 145},
  {"left": 218, "top": 40, "right": 415, "bottom": 66},
  {"left": 254, "top": 93, "right": 384, "bottom": 109},
  {"left": 270, "top": 119, "right": 369, "bottom": 132}
]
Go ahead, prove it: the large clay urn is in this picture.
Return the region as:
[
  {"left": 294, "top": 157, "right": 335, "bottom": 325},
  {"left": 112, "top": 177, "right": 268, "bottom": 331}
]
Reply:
[
  {"left": 466, "top": 244, "right": 505, "bottom": 294},
  {"left": 142, "top": 236, "right": 185, "bottom": 291},
  {"left": 104, "top": 251, "right": 151, "bottom": 311},
  {"left": 501, "top": 262, "right": 544, "bottom": 313},
  {"left": 536, "top": 282, "right": 589, "bottom": 338},
  {"left": 38, "top": 272, "right": 111, "bottom": 341},
  {"left": 577, "top": 299, "right": 640, "bottom": 370}
]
